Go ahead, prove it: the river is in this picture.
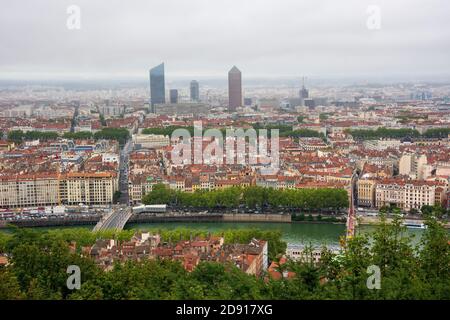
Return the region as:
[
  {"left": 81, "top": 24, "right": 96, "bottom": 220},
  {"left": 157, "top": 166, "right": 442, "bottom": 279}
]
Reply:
[
  {"left": 125, "top": 221, "right": 429, "bottom": 246},
  {"left": 1, "top": 221, "right": 432, "bottom": 246}
]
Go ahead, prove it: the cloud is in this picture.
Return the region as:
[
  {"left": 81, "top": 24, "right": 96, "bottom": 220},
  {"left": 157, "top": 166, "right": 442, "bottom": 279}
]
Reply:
[{"left": 1, "top": 0, "right": 449, "bottom": 80}]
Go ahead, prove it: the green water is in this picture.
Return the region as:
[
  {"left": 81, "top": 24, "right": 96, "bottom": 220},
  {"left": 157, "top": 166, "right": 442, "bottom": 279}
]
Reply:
[
  {"left": 1, "top": 222, "right": 434, "bottom": 246},
  {"left": 126, "top": 222, "right": 347, "bottom": 245}
]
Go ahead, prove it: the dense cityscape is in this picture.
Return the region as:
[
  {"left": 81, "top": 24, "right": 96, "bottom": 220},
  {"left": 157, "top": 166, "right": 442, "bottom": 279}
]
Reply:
[
  {"left": 1, "top": 64, "right": 449, "bottom": 299},
  {"left": 0, "top": 0, "right": 449, "bottom": 307}
]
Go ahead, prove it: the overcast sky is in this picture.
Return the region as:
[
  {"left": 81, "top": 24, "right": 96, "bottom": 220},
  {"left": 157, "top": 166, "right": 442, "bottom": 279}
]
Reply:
[{"left": 1, "top": 0, "right": 449, "bottom": 81}]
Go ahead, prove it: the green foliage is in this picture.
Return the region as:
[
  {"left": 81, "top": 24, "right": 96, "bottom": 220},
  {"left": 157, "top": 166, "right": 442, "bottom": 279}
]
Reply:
[
  {"left": 63, "top": 131, "right": 93, "bottom": 139},
  {"left": 223, "top": 229, "right": 286, "bottom": 261},
  {"left": 93, "top": 127, "right": 130, "bottom": 145},
  {"left": 142, "top": 126, "right": 194, "bottom": 136},
  {"left": 142, "top": 184, "right": 348, "bottom": 211},
  {"left": 422, "top": 128, "right": 450, "bottom": 139},
  {"left": 347, "top": 127, "right": 420, "bottom": 140},
  {"left": 7, "top": 130, "right": 59, "bottom": 142},
  {"left": 0, "top": 269, "right": 24, "bottom": 300},
  {"left": 0, "top": 218, "right": 449, "bottom": 300}
]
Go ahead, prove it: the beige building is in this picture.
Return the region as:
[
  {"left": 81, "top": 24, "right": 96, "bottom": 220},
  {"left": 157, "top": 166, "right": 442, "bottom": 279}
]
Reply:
[
  {"left": 0, "top": 172, "right": 118, "bottom": 208},
  {"left": 399, "top": 153, "right": 432, "bottom": 180},
  {"left": 0, "top": 174, "right": 59, "bottom": 208},
  {"left": 357, "top": 178, "right": 377, "bottom": 207},
  {"left": 375, "top": 179, "right": 447, "bottom": 211},
  {"left": 128, "top": 176, "right": 164, "bottom": 205},
  {"left": 60, "top": 172, "right": 118, "bottom": 205},
  {"left": 132, "top": 134, "right": 170, "bottom": 149}
]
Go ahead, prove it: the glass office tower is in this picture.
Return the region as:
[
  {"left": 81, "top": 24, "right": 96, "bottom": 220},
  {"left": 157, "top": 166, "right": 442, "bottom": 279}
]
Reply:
[
  {"left": 190, "top": 80, "right": 199, "bottom": 102},
  {"left": 149, "top": 63, "right": 165, "bottom": 112}
]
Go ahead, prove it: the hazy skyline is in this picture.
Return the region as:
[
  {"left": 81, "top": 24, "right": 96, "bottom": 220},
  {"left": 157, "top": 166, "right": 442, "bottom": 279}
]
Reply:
[{"left": 1, "top": 0, "right": 450, "bottom": 81}]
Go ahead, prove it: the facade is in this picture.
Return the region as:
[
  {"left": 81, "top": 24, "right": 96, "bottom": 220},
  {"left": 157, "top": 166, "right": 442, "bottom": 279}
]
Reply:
[
  {"left": 228, "top": 66, "right": 242, "bottom": 112},
  {"left": 0, "top": 174, "right": 59, "bottom": 208},
  {"left": 98, "top": 105, "right": 124, "bottom": 117},
  {"left": 149, "top": 63, "right": 165, "bottom": 111},
  {"left": 190, "top": 80, "right": 199, "bottom": 102},
  {"left": 286, "top": 244, "right": 340, "bottom": 264},
  {"left": 375, "top": 179, "right": 447, "bottom": 210},
  {"left": 169, "top": 89, "right": 178, "bottom": 104},
  {"left": 0, "top": 172, "right": 118, "bottom": 208},
  {"left": 357, "top": 178, "right": 377, "bottom": 207},
  {"left": 61, "top": 172, "right": 118, "bottom": 205},
  {"left": 299, "top": 86, "right": 309, "bottom": 99},
  {"left": 132, "top": 134, "right": 170, "bottom": 149}
]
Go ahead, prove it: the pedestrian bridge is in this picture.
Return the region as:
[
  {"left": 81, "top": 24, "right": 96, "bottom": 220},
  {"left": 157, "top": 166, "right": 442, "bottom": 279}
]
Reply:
[{"left": 93, "top": 206, "right": 133, "bottom": 232}]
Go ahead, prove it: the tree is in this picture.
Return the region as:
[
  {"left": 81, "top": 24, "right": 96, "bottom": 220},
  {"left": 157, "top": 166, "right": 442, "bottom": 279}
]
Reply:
[
  {"left": 7, "top": 130, "right": 24, "bottom": 143},
  {"left": 142, "top": 183, "right": 175, "bottom": 205},
  {"left": 420, "top": 205, "right": 433, "bottom": 216},
  {"left": 63, "top": 131, "right": 93, "bottom": 140},
  {"left": 94, "top": 128, "right": 129, "bottom": 145},
  {"left": 243, "top": 186, "right": 266, "bottom": 209},
  {"left": 68, "top": 281, "right": 104, "bottom": 300},
  {"left": 0, "top": 269, "right": 24, "bottom": 300}
]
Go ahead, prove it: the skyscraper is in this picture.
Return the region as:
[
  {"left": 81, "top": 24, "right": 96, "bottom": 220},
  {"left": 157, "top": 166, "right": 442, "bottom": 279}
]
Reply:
[
  {"left": 190, "top": 80, "right": 199, "bottom": 102},
  {"left": 228, "top": 66, "right": 242, "bottom": 112},
  {"left": 299, "top": 77, "right": 309, "bottom": 99},
  {"left": 149, "top": 63, "right": 165, "bottom": 112},
  {"left": 169, "top": 89, "right": 178, "bottom": 104}
]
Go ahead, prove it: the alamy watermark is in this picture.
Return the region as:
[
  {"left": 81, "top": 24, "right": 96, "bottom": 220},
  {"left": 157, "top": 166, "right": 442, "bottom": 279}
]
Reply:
[
  {"left": 66, "top": 5, "right": 81, "bottom": 30},
  {"left": 66, "top": 265, "right": 81, "bottom": 290},
  {"left": 366, "top": 5, "right": 381, "bottom": 30},
  {"left": 366, "top": 265, "right": 381, "bottom": 290},
  {"left": 170, "top": 121, "right": 279, "bottom": 175}
]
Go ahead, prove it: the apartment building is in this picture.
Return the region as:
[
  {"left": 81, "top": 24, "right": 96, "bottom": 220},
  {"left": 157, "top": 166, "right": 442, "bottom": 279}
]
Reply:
[
  {"left": 0, "top": 173, "right": 59, "bottom": 208},
  {"left": 0, "top": 172, "right": 118, "bottom": 208},
  {"left": 60, "top": 172, "right": 118, "bottom": 205},
  {"left": 399, "top": 153, "right": 432, "bottom": 180},
  {"left": 132, "top": 134, "right": 170, "bottom": 149},
  {"left": 375, "top": 179, "right": 447, "bottom": 210},
  {"left": 357, "top": 178, "right": 377, "bottom": 207}
]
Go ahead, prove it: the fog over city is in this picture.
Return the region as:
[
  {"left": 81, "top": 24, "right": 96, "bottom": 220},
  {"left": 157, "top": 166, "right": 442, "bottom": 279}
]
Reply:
[{"left": 1, "top": 0, "right": 450, "bottom": 82}]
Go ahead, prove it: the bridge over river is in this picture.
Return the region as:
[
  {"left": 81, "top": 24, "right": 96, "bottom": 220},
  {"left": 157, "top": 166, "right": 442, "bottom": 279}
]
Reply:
[
  {"left": 92, "top": 207, "right": 224, "bottom": 231},
  {"left": 93, "top": 206, "right": 133, "bottom": 232}
]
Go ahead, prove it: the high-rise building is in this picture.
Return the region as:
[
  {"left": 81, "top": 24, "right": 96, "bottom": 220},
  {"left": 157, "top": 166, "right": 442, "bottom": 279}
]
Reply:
[
  {"left": 190, "top": 80, "right": 199, "bottom": 102},
  {"left": 149, "top": 63, "right": 165, "bottom": 112},
  {"left": 170, "top": 89, "right": 178, "bottom": 104},
  {"left": 228, "top": 66, "right": 242, "bottom": 112},
  {"left": 299, "top": 77, "right": 309, "bottom": 99}
]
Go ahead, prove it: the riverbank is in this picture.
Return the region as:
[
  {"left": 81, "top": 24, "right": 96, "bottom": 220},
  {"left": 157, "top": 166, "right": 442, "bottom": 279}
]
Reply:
[
  {"left": 2, "top": 212, "right": 449, "bottom": 229},
  {"left": 0, "top": 212, "right": 291, "bottom": 229},
  {"left": 358, "top": 215, "right": 450, "bottom": 229}
]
